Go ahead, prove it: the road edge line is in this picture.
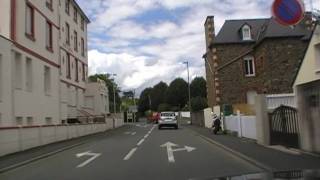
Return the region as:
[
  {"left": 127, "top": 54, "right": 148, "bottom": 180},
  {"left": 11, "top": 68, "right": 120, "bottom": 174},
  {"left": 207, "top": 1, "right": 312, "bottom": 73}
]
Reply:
[
  {"left": 186, "top": 127, "right": 273, "bottom": 172},
  {"left": 0, "top": 142, "right": 85, "bottom": 174}
]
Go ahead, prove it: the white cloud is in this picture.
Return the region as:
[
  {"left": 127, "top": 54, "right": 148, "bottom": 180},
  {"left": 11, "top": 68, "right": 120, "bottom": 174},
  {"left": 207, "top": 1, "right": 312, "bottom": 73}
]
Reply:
[{"left": 76, "top": 0, "right": 279, "bottom": 95}]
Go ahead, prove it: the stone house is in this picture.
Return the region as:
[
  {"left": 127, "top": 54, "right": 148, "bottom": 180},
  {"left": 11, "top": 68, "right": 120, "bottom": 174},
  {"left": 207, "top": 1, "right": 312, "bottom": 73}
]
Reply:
[{"left": 203, "top": 14, "right": 314, "bottom": 108}]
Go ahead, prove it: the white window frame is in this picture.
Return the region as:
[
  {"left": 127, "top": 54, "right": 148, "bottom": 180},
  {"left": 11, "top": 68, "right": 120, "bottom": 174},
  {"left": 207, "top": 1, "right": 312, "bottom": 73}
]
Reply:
[
  {"left": 242, "top": 25, "right": 252, "bottom": 41},
  {"left": 244, "top": 56, "right": 256, "bottom": 77}
]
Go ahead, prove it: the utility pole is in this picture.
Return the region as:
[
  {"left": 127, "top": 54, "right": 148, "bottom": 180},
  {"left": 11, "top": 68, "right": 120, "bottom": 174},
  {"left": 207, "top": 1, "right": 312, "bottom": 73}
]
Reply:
[
  {"left": 112, "top": 74, "right": 117, "bottom": 114},
  {"left": 183, "top": 61, "right": 192, "bottom": 124}
]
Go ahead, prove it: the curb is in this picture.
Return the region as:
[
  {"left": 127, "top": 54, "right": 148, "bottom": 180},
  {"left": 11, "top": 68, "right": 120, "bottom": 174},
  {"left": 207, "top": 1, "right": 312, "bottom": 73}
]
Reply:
[
  {"left": 186, "top": 127, "right": 273, "bottom": 172},
  {"left": 0, "top": 142, "right": 85, "bottom": 174}
]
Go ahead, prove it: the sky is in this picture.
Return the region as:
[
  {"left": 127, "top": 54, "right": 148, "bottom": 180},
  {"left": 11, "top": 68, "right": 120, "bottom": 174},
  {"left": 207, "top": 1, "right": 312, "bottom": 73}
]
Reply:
[{"left": 75, "top": 0, "right": 319, "bottom": 96}]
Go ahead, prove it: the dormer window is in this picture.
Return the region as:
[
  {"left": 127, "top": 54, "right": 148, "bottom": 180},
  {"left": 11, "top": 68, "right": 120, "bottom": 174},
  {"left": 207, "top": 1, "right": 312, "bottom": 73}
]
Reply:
[{"left": 242, "top": 25, "right": 252, "bottom": 41}]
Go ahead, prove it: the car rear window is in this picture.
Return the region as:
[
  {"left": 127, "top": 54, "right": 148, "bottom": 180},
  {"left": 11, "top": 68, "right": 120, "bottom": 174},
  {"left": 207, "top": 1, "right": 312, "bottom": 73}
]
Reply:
[{"left": 161, "top": 113, "right": 175, "bottom": 117}]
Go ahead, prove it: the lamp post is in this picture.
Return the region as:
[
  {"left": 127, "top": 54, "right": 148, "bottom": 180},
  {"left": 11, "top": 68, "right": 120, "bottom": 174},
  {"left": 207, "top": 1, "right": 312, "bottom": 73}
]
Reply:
[
  {"left": 183, "top": 61, "right": 192, "bottom": 124},
  {"left": 111, "top": 73, "right": 117, "bottom": 114}
]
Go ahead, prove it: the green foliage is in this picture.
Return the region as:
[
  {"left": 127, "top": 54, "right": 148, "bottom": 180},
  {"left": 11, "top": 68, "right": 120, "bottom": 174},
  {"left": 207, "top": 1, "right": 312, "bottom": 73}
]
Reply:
[
  {"left": 88, "top": 74, "right": 121, "bottom": 113},
  {"left": 138, "top": 88, "right": 152, "bottom": 113},
  {"left": 157, "top": 103, "right": 172, "bottom": 112},
  {"left": 137, "top": 77, "right": 208, "bottom": 113},
  {"left": 190, "top": 96, "right": 208, "bottom": 112},
  {"left": 165, "top": 78, "right": 188, "bottom": 109},
  {"left": 190, "top": 77, "right": 207, "bottom": 98},
  {"left": 150, "top": 82, "right": 168, "bottom": 111}
]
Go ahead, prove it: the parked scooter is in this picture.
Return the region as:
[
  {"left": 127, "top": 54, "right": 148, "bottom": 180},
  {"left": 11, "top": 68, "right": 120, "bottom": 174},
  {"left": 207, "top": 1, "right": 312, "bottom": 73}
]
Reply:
[{"left": 211, "top": 113, "right": 221, "bottom": 134}]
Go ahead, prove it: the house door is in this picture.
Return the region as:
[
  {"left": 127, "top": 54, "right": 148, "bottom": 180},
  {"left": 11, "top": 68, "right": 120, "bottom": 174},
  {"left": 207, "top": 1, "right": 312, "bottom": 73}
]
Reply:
[{"left": 269, "top": 105, "right": 300, "bottom": 148}]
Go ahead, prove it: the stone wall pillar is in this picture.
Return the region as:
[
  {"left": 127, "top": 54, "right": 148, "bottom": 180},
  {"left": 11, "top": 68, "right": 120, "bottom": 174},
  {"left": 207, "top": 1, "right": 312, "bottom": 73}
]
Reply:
[{"left": 255, "top": 95, "right": 270, "bottom": 145}]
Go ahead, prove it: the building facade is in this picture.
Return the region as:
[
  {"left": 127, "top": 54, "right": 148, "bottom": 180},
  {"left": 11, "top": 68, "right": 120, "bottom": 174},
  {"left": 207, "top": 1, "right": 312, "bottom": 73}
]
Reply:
[
  {"left": 204, "top": 15, "right": 313, "bottom": 108},
  {"left": 0, "top": 0, "right": 90, "bottom": 126},
  {"left": 294, "top": 24, "right": 320, "bottom": 153},
  {"left": 58, "top": 0, "right": 89, "bottom": 123}
]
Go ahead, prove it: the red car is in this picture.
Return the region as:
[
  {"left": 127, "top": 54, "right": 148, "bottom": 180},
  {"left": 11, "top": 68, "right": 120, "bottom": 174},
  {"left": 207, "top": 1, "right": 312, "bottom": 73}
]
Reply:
[{"left": 148, "top": 112, "right": 160, "bottom": 124}]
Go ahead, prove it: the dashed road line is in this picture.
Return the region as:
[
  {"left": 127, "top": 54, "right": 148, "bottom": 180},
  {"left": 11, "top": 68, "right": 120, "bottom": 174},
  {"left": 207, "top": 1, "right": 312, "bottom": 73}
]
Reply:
[
  {"left": 137, "top": 139, "right": 145, "bottom": 146},
  {"left": 123, "top": 125, "right": 156, "bottom": 161},
  {"left": 123, "top": 148, "right": 137, "bottom": 161}
]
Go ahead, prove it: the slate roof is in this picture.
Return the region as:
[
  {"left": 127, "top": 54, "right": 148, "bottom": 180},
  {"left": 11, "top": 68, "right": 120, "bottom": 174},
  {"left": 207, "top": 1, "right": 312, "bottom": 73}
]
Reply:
[{"left": 214, "top": 14, "right": 312, "bottom": 44}]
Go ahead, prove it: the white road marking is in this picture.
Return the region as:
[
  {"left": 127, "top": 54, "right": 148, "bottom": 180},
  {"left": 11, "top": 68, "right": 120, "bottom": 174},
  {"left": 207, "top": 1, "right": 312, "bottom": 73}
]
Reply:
[
  {"left": 123, "top": 125, "right": 156, "bottom": 161},
  {"left": 123, "top": 148, "right": 137, "bottom": 160},
  {"left": 160, "top": 142, "right": 196, "bottom": 163},
  {"left": 137, "top": 139, "right": 145, "bottom": 146},
  {"left": 76, "top": 151, "right": 101, "bottom": 168},
  {"left": 131, "top": 132, "right": 136, "bottom": 135}
]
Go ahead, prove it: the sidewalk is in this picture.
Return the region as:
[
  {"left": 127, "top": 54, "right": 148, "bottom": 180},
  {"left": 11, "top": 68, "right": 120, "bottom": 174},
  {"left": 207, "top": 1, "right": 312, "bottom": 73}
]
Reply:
[
  {"left": 187, "top": 125, "right": 320, "bottom": 171},
  {"left": 0, "top": 125, "right": 128, "bottom": 173}
]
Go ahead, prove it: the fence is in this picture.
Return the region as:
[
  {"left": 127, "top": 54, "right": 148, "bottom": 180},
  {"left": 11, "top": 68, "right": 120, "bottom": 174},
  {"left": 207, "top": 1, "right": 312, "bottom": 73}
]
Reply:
[
  {"left": 0, "top": 118, "right": 124, "bottom": 157},
  {"left": 224, "top": 113, "right": 257, "bottom": 140},
  {"left": 266, "top": 93, "right": 296, "bottom": 109}
]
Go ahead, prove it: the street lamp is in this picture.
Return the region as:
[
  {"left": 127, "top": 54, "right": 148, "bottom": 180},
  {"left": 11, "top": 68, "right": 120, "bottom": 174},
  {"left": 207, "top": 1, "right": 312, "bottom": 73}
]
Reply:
[
  {"left": 111, "top": 73, "right": 117, "bottom": 114},
  {"left": 183, "top": 61, "right": 192, "bottom": 124}
]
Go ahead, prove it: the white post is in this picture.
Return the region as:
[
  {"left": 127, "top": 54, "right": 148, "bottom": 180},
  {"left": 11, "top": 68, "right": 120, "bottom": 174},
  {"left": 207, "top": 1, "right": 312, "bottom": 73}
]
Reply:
[{"left": 237, "top": 110, "right": 242, "bottom": 137}]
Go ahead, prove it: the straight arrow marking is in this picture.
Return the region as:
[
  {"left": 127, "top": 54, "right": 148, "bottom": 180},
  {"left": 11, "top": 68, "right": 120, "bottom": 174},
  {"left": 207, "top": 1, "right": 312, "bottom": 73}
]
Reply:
[{"left": 161, "top": 142, "right": 196, "bottom": 163}]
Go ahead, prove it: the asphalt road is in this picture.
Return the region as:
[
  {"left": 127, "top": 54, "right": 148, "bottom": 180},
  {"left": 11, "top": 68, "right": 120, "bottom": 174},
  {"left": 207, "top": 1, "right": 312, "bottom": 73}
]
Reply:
[{"left": 0, "top": 123, "right": 262, "bottom": 180}]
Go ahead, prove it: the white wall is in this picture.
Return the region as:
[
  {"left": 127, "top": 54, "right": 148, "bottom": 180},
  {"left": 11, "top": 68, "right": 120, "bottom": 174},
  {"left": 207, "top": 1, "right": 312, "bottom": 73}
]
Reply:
[
  {"left": 180, "top": 112, "right": 190, "bottom": 118},
  {"left": 0, "top": 119, "right": 124, "bottom": 157},
  {"left": 225, "top": 114, "right": 257, "bottom": 140},
  {"left": 266, "top": 93, "right": 296, "bottom": 109},
  {"left": 204, "top": 108, "right": 213, "bottom": 128},
  {"left": 0, "top": 0, "right": 11, "bottom": 38}
]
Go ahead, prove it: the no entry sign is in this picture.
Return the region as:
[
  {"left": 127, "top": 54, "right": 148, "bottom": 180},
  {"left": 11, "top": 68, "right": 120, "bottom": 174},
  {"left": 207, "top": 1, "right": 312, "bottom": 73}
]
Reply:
[{"left": 272, "top": 0, "right": 305, "bottom": 26}]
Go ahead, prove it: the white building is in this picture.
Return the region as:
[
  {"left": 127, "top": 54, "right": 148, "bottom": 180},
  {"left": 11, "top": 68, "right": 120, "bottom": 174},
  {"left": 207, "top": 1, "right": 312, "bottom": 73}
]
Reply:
[
  {"left": 84, "top": 79, "right": 110, "bottom": 117},
  {"left": 58, "top": 0, "right": 90, "bottom": 123},
  {"left": 294, "top": 23, "right": 320, "bottom": 153},
  {"left": 0, "top": 0, "right": 61, "bottom": 126},
  {"left": 0, "top": 0, "right": 101, "bottom": 127}
]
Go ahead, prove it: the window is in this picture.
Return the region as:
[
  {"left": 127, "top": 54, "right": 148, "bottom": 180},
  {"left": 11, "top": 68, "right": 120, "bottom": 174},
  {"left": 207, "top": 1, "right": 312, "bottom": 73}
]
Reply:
[
  {"left": 65, "top": 23, "right": 70, "bottom": 45},
  {"left": 26, "top": 58, "right": 33, "bottom": 92},
  {"left": 73, "top": 6, "right": 78, "bottom": 23},
  {"left": 46, "top": 0, "right": 53, "bottom": 10},
  {"left": 65, "top": 0, "right": 70, "bottom": 14},
  {"left": 27, "top": 117, "right": 33, "bottom": 126},
  {"left": 66, "top": 54, "right": 71, "bottom": 78},
  {"left": 46, "top": 117, "right": 52, "bottom": 125},
  {"left": 81, "top": 17, "right": 84, "bottom": 31},
  {"left": 44, "top": 66, "right": 51, "bottom": 95},
  {"left": 82, "top": 63, "right": 85, "bottom": 81},
  {"left": 244, "top": 56, "right": 255, "bottom": 77},
  {"left": 25, "top": 4, "right": 35, "bottom": 40},
  {"left": 81, "top": 38, "right": 84, "bottom": 57},
  {"left": 242, "top": 25, "right": 252, "bottom": 41},
  {"left": 14, "top": 53, "right": 22, "bottom": 89},
  {"left": 16, "top": 117, "right": 23, "bottom": 126},
  {"left": 74, "top": 31, "right": 78, "bottom": 51},
  {"left": 75, "top": 59, "right": 79, "bottom": 82},
  {"left": 46, "top": 21, "right": 53, "bottom": 51}
]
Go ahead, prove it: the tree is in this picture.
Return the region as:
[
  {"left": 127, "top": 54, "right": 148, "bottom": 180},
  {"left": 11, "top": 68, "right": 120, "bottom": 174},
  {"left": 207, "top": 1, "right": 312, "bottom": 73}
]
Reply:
[
  {"left": 138, "top": 88, "right": 152, "bottom": 113},
  {"left": 166, "top": 78, "right": 188, "bottom": 109},
  {"left": 88, "top": 74, "right": 121, "bottom": 113},
  {"left": 150, "top": 82, "right": 168, "bottom": 111},
  {"left": 190, "top": 96, "right": 208, "bottom": 112},
  {"left": 157, "top": 103, "right": 171, "bottom": 112},
  {"left": 190, "top": 77, "right": 207, "bottom": 98}
]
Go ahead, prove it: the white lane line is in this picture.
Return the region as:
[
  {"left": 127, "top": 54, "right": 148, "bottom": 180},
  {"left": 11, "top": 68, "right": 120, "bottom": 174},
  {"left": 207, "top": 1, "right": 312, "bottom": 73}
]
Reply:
[
  {"left": 131, "top": 132, "right": 136, "bottom": 135},
  {"left": 144, "top": 134, "right": 149, "bottom": 138},
  {"left": 137, "top": 139, "right": 145, "bottom": 146},
  {"left": 123, "top": 148, "right": 137, "bottom": 160}
]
